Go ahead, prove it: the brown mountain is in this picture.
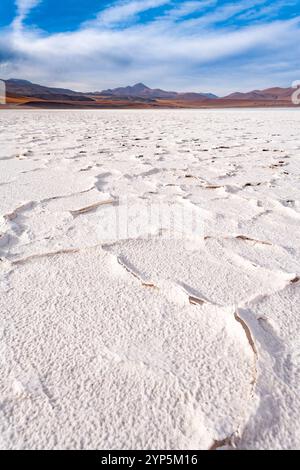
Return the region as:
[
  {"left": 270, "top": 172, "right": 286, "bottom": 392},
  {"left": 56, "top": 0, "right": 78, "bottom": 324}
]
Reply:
[
  {"left": 223, "top": 87, "right": 294, "bottom": 101},
  {"left": 4, "top": 79, "right": 94, "bottom": 102}
]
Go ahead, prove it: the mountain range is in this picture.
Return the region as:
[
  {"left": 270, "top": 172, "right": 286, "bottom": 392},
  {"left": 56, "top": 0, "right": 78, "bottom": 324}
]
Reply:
[
  {"left": 1, "top": 79, "right": 298, "bottom": 108},
  {"left": 98, "top": 82, "right": 217, "bottom": 100}
]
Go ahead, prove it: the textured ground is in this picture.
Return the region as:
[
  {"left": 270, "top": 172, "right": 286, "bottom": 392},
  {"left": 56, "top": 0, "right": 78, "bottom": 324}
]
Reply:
[{"left": 0, "top": 109, "right": 299, "bottom": 450}]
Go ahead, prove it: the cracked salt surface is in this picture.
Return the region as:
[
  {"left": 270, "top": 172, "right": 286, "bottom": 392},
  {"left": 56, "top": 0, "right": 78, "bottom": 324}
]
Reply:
[{"left": 0, "top": 109, "right": 299, "bottom": 450}]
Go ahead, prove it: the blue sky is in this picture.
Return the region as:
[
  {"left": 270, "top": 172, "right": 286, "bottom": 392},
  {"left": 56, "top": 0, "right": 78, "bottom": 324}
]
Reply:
[{"left": 0, "top": 0, "right": 299, "bottom": 94}]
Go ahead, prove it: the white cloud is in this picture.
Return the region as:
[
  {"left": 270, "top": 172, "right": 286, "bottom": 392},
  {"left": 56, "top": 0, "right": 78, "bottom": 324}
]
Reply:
[
  {"left": 17, "top": 0, "right": 41, "bottom": 13},
  {"left": 93, "top": 0, "right": 171, "bottom": 26},
  {"left": 178, "top": 0, "right": 269, "bottom": 29},
  {"left": 1, "top": 0, "right": 300, "bottom": 94},
  {"left": 165, "top": 1, "right": 217, "bottom": 19},
  {"left": 13, "top": 0, "right": 41, "bottom": 30}
]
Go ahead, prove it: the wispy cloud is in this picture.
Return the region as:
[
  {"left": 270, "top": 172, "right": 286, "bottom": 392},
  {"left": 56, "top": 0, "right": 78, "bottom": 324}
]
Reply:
[
  {"left": 237, "top": 1, "right": 297, "bottom": 22},
  {"left": 13, "top": 0, "right": 41, "bottom": 31},
  {"left": 177, "top": 0, "right": 269, "bottom": 28},
  {"left": 159, "top": 0, "right": 217, "bottom": 21},
  {"left": 92, "top": 0, "right": 171, "bottom": 26}
]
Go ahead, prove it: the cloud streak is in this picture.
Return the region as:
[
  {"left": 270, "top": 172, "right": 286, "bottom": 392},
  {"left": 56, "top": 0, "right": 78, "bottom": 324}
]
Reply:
[
  {"left": 13, "top": 0, "right": 41, "bottom": 30},
  {"left": 94, "top": 0, "right": 171, "bottom": 26}
]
